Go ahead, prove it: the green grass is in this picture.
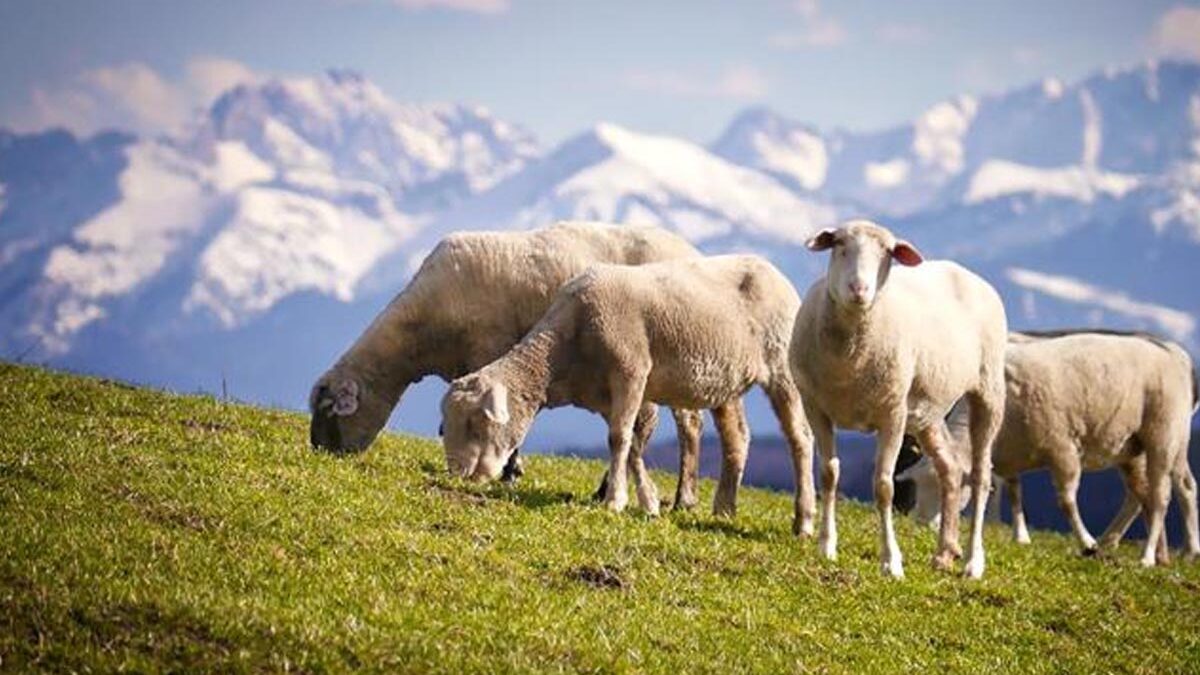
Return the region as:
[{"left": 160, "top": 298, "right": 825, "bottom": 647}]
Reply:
[{"left": 1, "top": 362, "right": 1199, "bottom": 673}]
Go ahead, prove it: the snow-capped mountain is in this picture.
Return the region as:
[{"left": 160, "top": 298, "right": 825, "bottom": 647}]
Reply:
[
  {"left": 1, "top": 61, "right": 1199, "bottom": 443},
  {"left": 0, "top": 70, "right": 540, "bottom": 359}
]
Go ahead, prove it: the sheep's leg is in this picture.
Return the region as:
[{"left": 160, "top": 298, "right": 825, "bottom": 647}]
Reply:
[
  {"left": 986, "top": 474, "right": 1003, "bottom": 523},
  {"left": 1006, "top": 476, "right": 1032, "bottom": 544},
  {"left": 602, "top": 372, "right": 649, "bottom": 514},
  {"left": 1171, "top": 450, "right": 1200, "bottom": 560},
  {"left": 1140, "top": 450, "right": 1174, "bottom": 568},
  {"left": 874, "top": 419, "right": 908, "bottom": 579},
  {"left": 806, "top": 408, "right": 839, "bottom": 561},
  {"left": 711, "top": 401, "right": 750, "bottom": 517},
  {"left": 1049, "top": 457, "right": 1097, "bottom": 554},
  {"left": 767, "top": 384, "right": 816, "bottom": 537},
  {"left": 1098, "top": 459, "right": 1146, "bottom": 552},
  {"left": 963, "top": 389, "right": 1001, "bottom": 580},
  {"left": 918, "top": 422, "right": 961, "bottom": 572},
  {"left": 671, "top": 408, "right": 704, "bottom": 511},
  {"left": 628, "top": 403, "right": 661, "bottom": 516}
]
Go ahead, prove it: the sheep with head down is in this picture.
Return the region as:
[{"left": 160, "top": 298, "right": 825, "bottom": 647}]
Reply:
[
  {"left": 897, "top": 329, "right": 1199, "bottom": 567},
  {"left": 790, "top": 219, "right": 1008, "bottom": 579},
  {"left": 440, "top": 254, "right": 815, "bottom": 527},
  {"left": 308, "top": 221, "right": 718, "bottom": 509}
]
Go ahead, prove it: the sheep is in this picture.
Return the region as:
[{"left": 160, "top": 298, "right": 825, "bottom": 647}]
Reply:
[
  {"left": 790, "top": 219, "right": 1008, "bottom": 579},
  {"left": 896, "top": 330, "right": 1199, "bottom": 566},
  {"left": 439, "top": 254, "right": 815, "bottom": 528},
  {"left": 309, "top": 221, "right": 719, "bottom": 511}
]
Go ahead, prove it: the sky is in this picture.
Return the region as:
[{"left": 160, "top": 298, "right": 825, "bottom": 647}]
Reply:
[{"left": 1, "top": 0, "right": 1199, "bottom": 146}]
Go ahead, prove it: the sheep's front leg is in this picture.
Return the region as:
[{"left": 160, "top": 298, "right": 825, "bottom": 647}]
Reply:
[
  {"left": 603, "top": 370, "right": 649, "bottom": 513},
  {"left": 805, "top": 408, "right": 838, "bottom": 561},
  {"left": 875, "top": 419, "right": 907, "bottom": 579},
  {"left": 1049, "top": 455, "right": 1097, "bottom": 554},
  {"left": 1171, "top": 454, "right": 1200, "bottom": 560},
  {"left": 671, "top": 408, "right": 704, "bottom": 511},
  {"left": 628, "top": 402, "right": 661, "bottom": 516}
]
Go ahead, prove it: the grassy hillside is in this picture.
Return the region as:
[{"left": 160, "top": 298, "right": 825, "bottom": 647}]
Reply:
[{"left": 1, "top": 363, "right": 1198, "bottom": 673}]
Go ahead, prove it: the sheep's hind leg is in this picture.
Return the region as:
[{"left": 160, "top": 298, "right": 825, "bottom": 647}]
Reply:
[
  {"left": 602, "top": 371, "right": 650, "bottom": 514},
  {"left": 1171, "top": 449, "right": 1200, "bottom": 561},
  {"left": 671, "top": 408, "right": 704, "bottom": 511},
  {"left": 963, "top": 389, "right": 1000, "bottom": 579},
  {"left": 711, "top": 400, "right": 750, "bottom": 517},
  {"left": 767, "top": 384, "right": 816, "bottom": 537},
  {"left": 628, "top": 403, "right": 661, "bottom": 516},
  {"left": 1006, "top": 476, "right": 1032, "bottom": 544},
  {"left": 918, "top": 422, "right": 962, "bottom": 572}
]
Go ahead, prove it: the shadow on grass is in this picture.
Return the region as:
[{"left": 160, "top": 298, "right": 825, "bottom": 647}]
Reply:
[{"left": 674, "top": 518, "right": 773, "bottom": 542}]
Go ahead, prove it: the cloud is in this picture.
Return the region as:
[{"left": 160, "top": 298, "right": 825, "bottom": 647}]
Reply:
[
  {"left": 623, "top": 65, "right": 767, "bottom": 99},
  {"left": 875, "top": 22, "right": 930, "bottom": 45},
  {"left": 771, "top": 0, "right": 848, "bottom": 49},
  {"left": 3, "top": 57, "right": 259, "bottom": 137},
  {"left": 1150, "top": 5, "right": 1200, "bottom": 61}
]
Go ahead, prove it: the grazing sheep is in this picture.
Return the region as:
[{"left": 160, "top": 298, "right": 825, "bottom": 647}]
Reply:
[
  {"left": 897, "top": 330, "right": 1199, "bottom": 566},
  {"left": 309, "top": 221, "right": 717, "bottom": 510},
  {"left": 790, "top": 219, "right": 1007, "bottom": 579},
  {"left": 440, "top": 255, "right": 815, "bottom": 527}
]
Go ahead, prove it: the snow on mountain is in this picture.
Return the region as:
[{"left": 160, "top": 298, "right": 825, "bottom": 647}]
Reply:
[
  {"left": 421, "top": 122, "right": 836, "bottom": 261},
  {"left": 710, "top": 107, "right": 829, "bottom": 192},
  {"left": 1006, "top": 267, "right": 1195, "bottom": 341},
  {"left": 713, "top": 61, "right": 1200, "bottom": 216},
  {"left": 1, "top": 70, "right": 542, "bottom": 352}
]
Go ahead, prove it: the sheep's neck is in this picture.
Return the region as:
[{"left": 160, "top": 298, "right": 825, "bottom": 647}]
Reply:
[
  {"left": 493, "top": 326, "right": 565, "bottom": 411},
  {"left": 820, "top": 291, "right": 887, "bottom": 357}
]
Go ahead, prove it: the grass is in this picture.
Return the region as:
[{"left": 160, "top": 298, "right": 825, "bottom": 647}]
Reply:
[{"left": 1, "top": 362, "right": 1199, "bottom": 673}]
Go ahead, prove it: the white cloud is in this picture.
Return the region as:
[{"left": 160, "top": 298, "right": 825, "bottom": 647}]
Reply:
[
  {"left": 1007, "top": 267, "right": 1195, "bottom": 341},
  {"left": 3, "top": 57, "right": 260, "bottom": 138},
  {"left": 1151, "top": 6, "right": 1200, "bottom": 61},
  {"left": 771, "top": 0, "right": 847, "bottom": 49},
  {"left": 389, "top": 0, "right": 508, "bottom": 12},
  {"left": 623, "top": 65, "right": 767, "bottom": 99}
]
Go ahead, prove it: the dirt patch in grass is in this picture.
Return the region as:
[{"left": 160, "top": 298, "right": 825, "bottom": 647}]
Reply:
[{"left": 568, "top": 564, "right": 627, "bottom": 590}]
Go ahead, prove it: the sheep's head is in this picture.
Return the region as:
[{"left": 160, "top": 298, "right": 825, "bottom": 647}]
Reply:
[
  {"left": 309, "top": 367, "right": 396, "bottom": 454},
  {"left": 440, "top": 373, "right": 532, "bottom": 482},
  {"left": 806, "top": 220, "right": 923, "bottom": 311}
]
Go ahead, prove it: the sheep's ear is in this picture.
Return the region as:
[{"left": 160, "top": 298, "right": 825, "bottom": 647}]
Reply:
[
  {"left": 891, "top": 240, "right": 924, "bottom": 266},
  {"left": 480, "top": 381, "right": 510, "bottom": 425},
  {"left": 332, "top": 380, "right": 359, "bottom": 416},
  {"left": 805, "top": 228, "right": 838, "bottom": 252}
]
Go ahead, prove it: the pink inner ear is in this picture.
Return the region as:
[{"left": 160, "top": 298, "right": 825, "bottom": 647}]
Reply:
[{"left": 891, "top": 242, "right": 924, "bottom": 266}]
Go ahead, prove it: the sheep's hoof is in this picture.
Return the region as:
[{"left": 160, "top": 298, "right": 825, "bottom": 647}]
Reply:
[
  {"left": 672, "top": 495, "right": 698, "bottom": 512},
  {"left": 881, "top": 559, "right": 905, "bottom": 579},
  {"left": 1015, "top": 533, "right": 1033, "bottom": 545},
  {"left": 962, "top": 556, "right": 985, "bottom": 579},
  {"left": 793, "top": 518, "right": 816, "bottom": 538},
  {"left": 931, "top": 551, "right": 956, "bottom": 573},
  {"left": 818, "top": 537, "right": 837, "bottom": 561},
  {"left": 712, "top": 503, "right": 736, "bottom": 519},
  {"left": 1080, "top": 546, "right": 1099, "bottom": 558}
]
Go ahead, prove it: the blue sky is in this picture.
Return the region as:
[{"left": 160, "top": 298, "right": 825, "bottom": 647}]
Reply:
[{"left": 1, "top": 0, "right": 1198, "bottom": 145}]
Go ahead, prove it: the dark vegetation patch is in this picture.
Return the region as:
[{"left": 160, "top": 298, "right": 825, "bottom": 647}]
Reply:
[{"left": 568, "top": 564, "right": 627, "bottom": 590}]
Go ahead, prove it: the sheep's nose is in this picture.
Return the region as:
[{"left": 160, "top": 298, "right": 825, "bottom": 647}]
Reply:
[
  {"left": 849, "top": 281, "right": 871, "bottom": 302},
  {"left": 310, "top": 413, "right": 344, "bottom": 451}
]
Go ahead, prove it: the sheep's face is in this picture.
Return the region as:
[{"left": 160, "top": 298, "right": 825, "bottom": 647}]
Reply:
[
  {"left": 309, "top": 369, "right": 393, "bottom": 454},
  {"left": 806, "top": 220, "right": 923, "bottom": 311},
  {"left": 440, "top": 375, "right": 530, "bottom": 482}
]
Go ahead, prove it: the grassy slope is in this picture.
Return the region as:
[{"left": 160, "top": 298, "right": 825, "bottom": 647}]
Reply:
[{"left": 1, "top": 363, "right": 1198, "bottom": 673}]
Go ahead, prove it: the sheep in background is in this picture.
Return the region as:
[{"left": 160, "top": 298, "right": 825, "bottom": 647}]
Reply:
[
  {"left": 896, "top": 330, "right": 1199, "bottom": 566},
  {"left": 790, "top": 219, "right": 1007, "bottom": 579},
  {"left": 309, "top": 221, "right": 719, "bottom": 511},
  {"left": 440, "top": 255, "right": 815, "bottom": 528}
]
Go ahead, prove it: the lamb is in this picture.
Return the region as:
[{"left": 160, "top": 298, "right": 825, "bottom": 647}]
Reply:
[
  {"left": 896, "top": 330, "right": 1199, "bottom": 566},
  {"left": 439, "top": 254, "right": 815, "bottom": 528},
  {"left": 790, "top": 219, "right": 1008, "bottom": 579},
  {"left": 309, "top": 221, "right": 719, "bottom": 510}
]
